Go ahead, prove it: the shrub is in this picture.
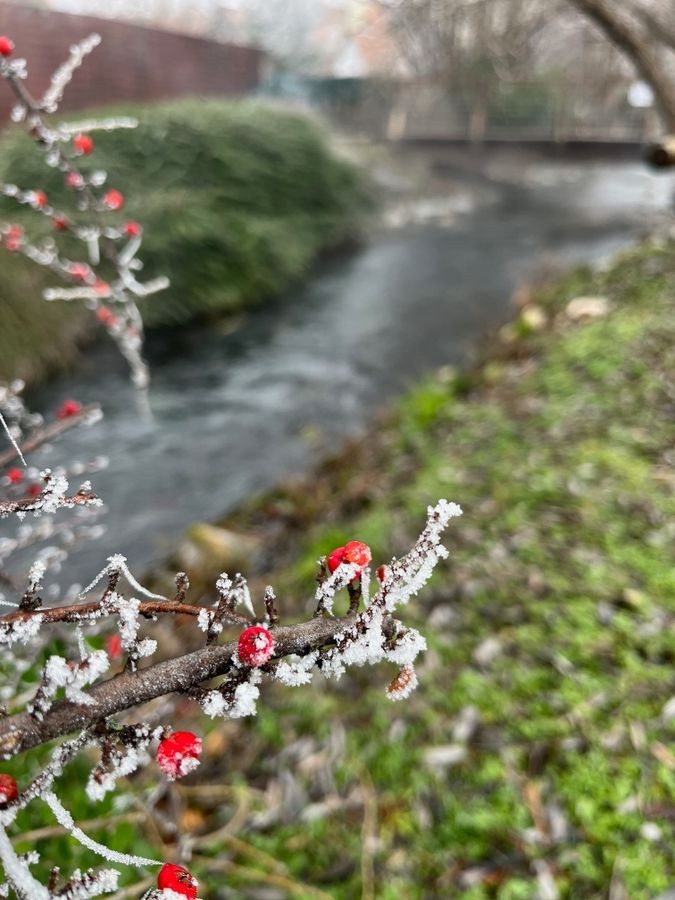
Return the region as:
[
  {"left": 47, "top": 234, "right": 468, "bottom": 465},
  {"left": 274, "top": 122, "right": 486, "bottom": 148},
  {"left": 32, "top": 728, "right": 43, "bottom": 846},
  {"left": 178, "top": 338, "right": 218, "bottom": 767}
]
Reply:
[{"left": 0, "top": 98, "right": 366, "bottom": 380}]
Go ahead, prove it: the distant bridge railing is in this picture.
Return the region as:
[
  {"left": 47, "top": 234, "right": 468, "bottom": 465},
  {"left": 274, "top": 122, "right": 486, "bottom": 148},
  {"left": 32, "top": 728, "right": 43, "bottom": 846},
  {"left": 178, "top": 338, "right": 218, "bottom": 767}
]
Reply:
[{"left": 264, "top": 74, "right": 657, "bottom": 146}]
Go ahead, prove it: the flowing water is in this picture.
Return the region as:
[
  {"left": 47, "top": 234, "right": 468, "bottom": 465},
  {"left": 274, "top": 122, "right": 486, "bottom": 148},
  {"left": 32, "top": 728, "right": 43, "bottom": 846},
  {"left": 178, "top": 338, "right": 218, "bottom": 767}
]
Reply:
[{"left": 17, "top": 149, "right": 674, "bottom": 585}]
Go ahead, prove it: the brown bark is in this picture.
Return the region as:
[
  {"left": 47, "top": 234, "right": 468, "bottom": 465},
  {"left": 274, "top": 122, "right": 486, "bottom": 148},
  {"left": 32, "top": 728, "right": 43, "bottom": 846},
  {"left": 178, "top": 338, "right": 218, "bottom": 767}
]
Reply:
[
  {"left": 568, "top": 0, "right": 675, "bottom": 131},
  {"left": 0, "top": 613, "right": 357, "bottom": 759},
  {"left": 633, "top": 5, "right": 675, "bottom": 55}
]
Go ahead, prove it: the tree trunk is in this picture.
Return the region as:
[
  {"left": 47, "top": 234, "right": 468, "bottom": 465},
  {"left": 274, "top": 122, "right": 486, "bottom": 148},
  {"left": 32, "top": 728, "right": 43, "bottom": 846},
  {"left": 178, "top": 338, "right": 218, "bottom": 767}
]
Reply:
[{"left": 568, "top": 0, "right": 675, "bottom": 131}]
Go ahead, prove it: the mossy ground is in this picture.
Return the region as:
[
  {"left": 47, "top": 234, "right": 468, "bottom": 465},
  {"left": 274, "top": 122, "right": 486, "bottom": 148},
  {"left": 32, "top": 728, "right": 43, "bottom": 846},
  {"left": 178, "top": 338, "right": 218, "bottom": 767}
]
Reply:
[{"left": 3, "top": 242, "right": 675, "bottom": 898}]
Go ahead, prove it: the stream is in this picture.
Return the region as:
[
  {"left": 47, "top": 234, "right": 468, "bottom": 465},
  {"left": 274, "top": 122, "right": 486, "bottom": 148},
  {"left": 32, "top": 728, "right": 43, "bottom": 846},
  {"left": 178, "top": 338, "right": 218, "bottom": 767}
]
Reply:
[{"left": 16, "top": 147, "right": 674, "bottom": 587}]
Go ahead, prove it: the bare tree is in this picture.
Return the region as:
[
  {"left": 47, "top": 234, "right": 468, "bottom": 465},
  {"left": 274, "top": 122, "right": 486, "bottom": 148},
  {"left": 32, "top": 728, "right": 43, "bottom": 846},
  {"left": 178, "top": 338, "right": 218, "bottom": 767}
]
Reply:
[
  {"left": 567, "top": 0, "right": 675, "bottom": 130},
  {"left": 386, "top": 0, "right": 675, "bottom": 132},
  {"left": 382, "top": 0, "right": 560, "bottom": 138}
]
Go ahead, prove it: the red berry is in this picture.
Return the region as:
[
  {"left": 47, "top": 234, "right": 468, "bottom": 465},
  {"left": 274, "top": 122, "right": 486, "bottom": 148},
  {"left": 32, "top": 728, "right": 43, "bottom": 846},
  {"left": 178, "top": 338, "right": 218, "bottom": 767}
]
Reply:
[
  {"left": 6, "top": 467, "right": 24, "bottom": 485},
  {"left": 73, "top": 133, "right": 94, "bottom": 155},
  {"left": 0, "top": 37, "right": 14, "bottom": 58},
  {"left": 237, "top": 625, "right": 275, "bottom": 667},
  {"left": 103, "top": 189, "right": 124, "bottom": 211},
  {"left": 376, "top": 564, "right": 390, "bottom": 583},
  {"left": 327, "top": 546, "right": 345, "bottom": 574},
  {"left": 94, "top": 279, "right": 111, "bottom": 297},
  {"left": 26, "top": 483, "right": 42, "bottom": 498},
  {"left": 106, "top": 634, "right": 122, "bottom": 660},
  {"left": 68, "top": 262, "right": 91, "bottom": 283},
  {"left": 32, "top": 190, "right": 47, "bottom": 209},
  {"left": 342, "top": 540, "right": 372, "bottom": 569},
  {"left": 157, "top": 863, "right": 198, "bottom": 899},
  {"left": 156, "top": 732, "right": 202, "bottom": 781},
  {"left": 65, "top": 171, "right": 84, "bottom": 190},
  {"left": 52, "top": 214, "right": 69, "bottom": 231},
  {"left": 327, "top": 540, "right": 371, "bottom": 580},
  {"left": 123, "top": 220, "right": 141, "bottom": 237},
  {"left": 0, "top": 774, "right": 18, "bottom": 806},
  {"left": 96, "top": 306, "right": 118, "bottom": 327},
  {"left": 56, "top": 399, "right": 82, "bottom": 420},
  {"left": 3, "top": 224, "right": 23, "bottom": 252}
]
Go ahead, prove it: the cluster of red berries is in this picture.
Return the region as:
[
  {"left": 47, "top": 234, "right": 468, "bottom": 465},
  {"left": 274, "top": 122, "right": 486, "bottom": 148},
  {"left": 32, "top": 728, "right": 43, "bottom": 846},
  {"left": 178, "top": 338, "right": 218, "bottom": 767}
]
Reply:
[
  {"left": 4, "top": 467, "right": 41, "bottom": 496},
  {"left": 327, "top": 540, "right": 372, "bottom": 582}
]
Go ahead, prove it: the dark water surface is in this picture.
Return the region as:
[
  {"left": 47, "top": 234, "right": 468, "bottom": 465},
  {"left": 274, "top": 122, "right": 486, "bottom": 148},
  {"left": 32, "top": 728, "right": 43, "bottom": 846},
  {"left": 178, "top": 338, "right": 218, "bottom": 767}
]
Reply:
[{"left": 20, "top": 154, "right": 673, "bottom": 584}]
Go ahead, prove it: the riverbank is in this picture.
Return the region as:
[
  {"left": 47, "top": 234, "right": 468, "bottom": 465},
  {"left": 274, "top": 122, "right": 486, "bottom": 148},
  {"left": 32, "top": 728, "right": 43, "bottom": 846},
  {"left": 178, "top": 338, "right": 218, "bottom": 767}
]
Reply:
[
  {"left": 0, "top": 100, "right": 367, "bottom": 384},
  {"left": 6, "top": 240, "right": 674, "bottom": 898},
  {"left": 194, "top": 240, "right": 675, "bottom": 897}
]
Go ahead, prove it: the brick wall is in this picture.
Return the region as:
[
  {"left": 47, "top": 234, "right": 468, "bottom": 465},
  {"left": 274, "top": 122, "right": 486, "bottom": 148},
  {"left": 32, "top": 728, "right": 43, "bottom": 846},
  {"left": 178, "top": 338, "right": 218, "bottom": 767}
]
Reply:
[{"left": 0, "top": 2, "right": 264, "bottom": 122}]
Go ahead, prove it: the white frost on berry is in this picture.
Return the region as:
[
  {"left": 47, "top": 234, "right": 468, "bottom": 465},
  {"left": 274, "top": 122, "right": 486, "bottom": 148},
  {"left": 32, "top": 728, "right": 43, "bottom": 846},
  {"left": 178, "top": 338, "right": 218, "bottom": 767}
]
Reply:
[{"left": 158, "top": 890, "right": 196, "bottom": 900}]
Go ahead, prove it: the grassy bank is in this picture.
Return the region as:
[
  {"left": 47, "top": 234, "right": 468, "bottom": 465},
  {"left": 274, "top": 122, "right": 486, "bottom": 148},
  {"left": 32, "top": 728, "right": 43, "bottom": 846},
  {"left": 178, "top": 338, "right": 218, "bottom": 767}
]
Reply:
[
  {"left": 0, "top": 100, "right": 366, "bottom": 383},
  {"left": 205, "top": 240, "right": 675, "bottom": 897},
  {"left": 4, "top": 242, "right": 675, "bottom": 898}
]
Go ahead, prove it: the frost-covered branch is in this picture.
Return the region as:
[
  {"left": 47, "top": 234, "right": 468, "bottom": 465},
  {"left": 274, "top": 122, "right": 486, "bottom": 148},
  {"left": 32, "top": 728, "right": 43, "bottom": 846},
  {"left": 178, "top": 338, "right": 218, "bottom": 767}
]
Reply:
[
  {"left": 0, "top": 500, "right": 461, "bottom": 759},
  {"left": 0, "top": 34, "right": 169, "bottom": 389}
]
